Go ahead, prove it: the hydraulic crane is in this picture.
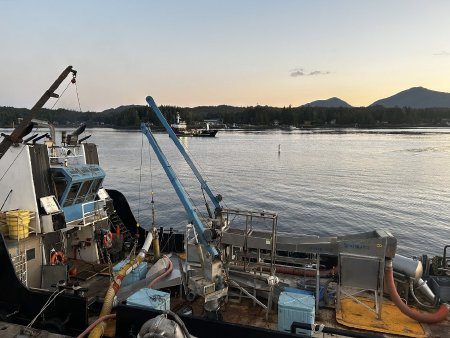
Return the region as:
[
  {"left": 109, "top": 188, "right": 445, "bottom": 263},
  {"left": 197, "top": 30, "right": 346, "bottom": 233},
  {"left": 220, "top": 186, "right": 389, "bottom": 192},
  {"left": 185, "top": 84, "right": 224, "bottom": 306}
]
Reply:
[
  {"left": 0, "top": 66, "right": 77, "bottom": 159},
  {"left": 141, "top": 96, "right": 227, "bottom": 317}
]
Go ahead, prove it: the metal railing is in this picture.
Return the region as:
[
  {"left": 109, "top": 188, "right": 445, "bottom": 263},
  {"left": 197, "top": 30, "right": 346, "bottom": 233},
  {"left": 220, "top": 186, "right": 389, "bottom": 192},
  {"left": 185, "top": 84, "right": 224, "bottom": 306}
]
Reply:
[
  {"left": 48, "top": 145, "right": 84, "bottom": 165},
  {"left": 81, "top": 199, "right": 108, "bottom": 226},
  {"left": 11, "top": 251, "right": 27, "bottom": 286}
]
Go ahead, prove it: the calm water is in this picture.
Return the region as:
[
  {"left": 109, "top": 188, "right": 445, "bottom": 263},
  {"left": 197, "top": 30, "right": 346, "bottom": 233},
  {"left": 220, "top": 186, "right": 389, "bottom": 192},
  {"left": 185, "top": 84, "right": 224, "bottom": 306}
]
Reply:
[
  {"left": 3, "top": 127, "right": 449, "bottom": 256},
  {"left": 90, "top": 128, "right": 450, "bottom": 257}
]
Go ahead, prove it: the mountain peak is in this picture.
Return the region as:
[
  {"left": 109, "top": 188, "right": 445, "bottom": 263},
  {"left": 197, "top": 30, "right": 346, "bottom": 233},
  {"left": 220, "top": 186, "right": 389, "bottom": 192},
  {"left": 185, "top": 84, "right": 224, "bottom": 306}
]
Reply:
[
  {"left": 371, "top": 87, "right": 450, "bottom": 108},
  {"left": 304, "top": 97, "right": 352, "bottom": 108}
]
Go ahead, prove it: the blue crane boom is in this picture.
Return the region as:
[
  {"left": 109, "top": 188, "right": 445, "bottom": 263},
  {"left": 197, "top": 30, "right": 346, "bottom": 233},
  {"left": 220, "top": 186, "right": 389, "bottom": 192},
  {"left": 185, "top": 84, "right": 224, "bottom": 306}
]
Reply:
[
  {"left": 146, "top": 96, "right": 222, "bottom": 214},
  {"left": 140, "top": 121, "right": 219, "bottom": 257}
]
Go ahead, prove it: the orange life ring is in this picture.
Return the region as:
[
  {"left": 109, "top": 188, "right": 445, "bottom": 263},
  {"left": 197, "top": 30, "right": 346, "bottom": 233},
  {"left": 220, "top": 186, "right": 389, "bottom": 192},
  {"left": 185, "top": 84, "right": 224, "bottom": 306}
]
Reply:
[
  {"left": 103, "top": 230, "right": 113, "bottom": 248},
  {"left": 50, "top": 250, "right": 65, "bottom": 265}
]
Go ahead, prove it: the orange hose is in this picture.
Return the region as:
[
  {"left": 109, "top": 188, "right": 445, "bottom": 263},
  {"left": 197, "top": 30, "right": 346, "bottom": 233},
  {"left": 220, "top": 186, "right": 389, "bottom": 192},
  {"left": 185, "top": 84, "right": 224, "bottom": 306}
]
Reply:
[
  {"left": 77, "top": 314, "right": 116, "bottom": 338},
  {"left": 385, "top": 262, "right": 448, "bottom": 323},
  {"left": 148, "top": 256, "right": 173, "bottom": 288}
]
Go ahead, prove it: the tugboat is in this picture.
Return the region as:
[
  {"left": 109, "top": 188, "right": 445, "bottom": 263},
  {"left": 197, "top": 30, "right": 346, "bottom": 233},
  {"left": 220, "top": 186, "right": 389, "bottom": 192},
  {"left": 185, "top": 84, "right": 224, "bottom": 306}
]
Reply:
[{"left": 171, "top": 112, "right": 218, "bottom": 137}]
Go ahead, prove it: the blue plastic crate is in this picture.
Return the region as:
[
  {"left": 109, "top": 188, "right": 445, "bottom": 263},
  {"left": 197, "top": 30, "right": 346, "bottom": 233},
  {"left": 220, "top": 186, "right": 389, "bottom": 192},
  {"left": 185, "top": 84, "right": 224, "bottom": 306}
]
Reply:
[
  {"left": 284, "top": 287, "right": 313, "bottom": 296},
  {"left": 127, "top": 288, "right": 170, "bottom": 311},
  {"left": 113, "top": 259, "right": 148, "bottom": 287},
  {"left": 285, "top": 286, "right": 325, "bottom": 301},
  {"left": 278, "top": 291, "right": 315, "bottom": 336}
]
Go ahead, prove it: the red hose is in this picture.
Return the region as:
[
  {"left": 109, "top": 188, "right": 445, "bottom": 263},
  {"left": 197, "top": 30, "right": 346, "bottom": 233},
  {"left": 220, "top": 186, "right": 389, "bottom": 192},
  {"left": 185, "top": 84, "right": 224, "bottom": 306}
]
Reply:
[
  {"left": 231, "top": 262, "right": 334, "bottom": 277},
  {"left": 271, "top": 265, "right": 334, "bottom": 277},
  {"left": 384, "top": 263, "right": 449, "bottom": 323},
  {"left": 148, "top": 256, "right": 173, "bottom": 288},
  {"left": 77, "top": 314, "right": 116, "bottom": 338}
]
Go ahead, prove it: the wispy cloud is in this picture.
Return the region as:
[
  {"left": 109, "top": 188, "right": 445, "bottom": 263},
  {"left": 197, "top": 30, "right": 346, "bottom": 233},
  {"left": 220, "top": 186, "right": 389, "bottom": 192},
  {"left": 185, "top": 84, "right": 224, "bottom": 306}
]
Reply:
[
  {"left": 308, "top": 70, "right": 330, "bottom": 76},
  {"left": 434, "top": 50, "right": 450, "bottom": 56},
  {"left": 290, "top": 68, "right": 330, "bottom": 77}
]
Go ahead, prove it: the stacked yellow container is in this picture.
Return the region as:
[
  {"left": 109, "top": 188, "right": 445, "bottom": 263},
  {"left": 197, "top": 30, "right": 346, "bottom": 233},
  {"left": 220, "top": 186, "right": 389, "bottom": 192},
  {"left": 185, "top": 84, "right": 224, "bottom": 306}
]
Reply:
[
  {"left": 6, "top": 210, "right": 30, "bottom": 239},
  {"left": 0, "top": 212, "right": 7, "bottom": 235}
]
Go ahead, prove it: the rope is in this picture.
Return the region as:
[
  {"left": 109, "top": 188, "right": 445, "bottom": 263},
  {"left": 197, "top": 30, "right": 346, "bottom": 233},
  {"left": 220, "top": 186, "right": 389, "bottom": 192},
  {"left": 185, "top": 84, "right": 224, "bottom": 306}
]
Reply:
[
  {"left": 148, "top": 140, "right": 156, "bottom": 227},
  {"left": 26, "top": 289, "right": 65, "bottom": 328},
  {"left": 75, "top": 81, "right": 82, "bottom": 112},
  {"left": 137, "top": 132, "right": 145, "bottom": 224},
  {"left": 50, "top": 80, "right": 72, "bottom": 110},
  {"left": 0, "top": 145, "right": 26, "bottom": 183},
  {"left": 183, "top": 144, "right": 227, "bottom": 209}
]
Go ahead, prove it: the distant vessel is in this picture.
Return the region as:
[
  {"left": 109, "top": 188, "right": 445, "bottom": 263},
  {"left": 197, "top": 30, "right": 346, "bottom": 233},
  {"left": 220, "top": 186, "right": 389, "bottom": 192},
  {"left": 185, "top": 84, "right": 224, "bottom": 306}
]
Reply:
[{"left": 171, "top": 112, "right": 218, "bottom": 137}]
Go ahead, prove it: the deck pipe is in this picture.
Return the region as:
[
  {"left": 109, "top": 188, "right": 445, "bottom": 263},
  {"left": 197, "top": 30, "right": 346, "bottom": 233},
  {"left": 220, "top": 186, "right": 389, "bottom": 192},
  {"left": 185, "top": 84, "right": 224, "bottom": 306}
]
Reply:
[
  {"left": 230, "top": 262, "right": 334, "bottom": 277},
  {"left": 384, "top": 260, "right": 449, "bottom": 323},
  {"left": 88, "top": 231, "right": 153, "bottom": 338}
]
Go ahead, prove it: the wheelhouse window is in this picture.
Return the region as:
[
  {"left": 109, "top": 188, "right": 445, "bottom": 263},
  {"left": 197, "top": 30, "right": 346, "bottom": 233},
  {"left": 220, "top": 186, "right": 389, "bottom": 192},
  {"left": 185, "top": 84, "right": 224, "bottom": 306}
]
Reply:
[
  {"left": 75, "top": 180, "right": 93, "bottom": 204},
  {"left": 52, "top": 172, "right": 68, "bottom": 203},
  {"left": 64, "top": 182, "right": 81, "bottom": 207},
  {"left": 89, "top": 179, "right": 103, "bottom": 201}
]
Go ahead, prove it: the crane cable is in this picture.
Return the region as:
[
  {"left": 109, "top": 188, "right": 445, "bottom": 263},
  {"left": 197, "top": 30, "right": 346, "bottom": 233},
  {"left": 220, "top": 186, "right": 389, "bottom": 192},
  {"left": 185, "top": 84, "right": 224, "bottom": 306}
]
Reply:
[
  {"left": 183, "top": 144, "right": 227, "bottom": 210},
  {"left": 148, "top": 142, "right": 156, "bottom": 228},
  {"left": 137, "top": 131, "right": 158, "bottom": 228},
  {"left": 137, "top": 133, "right": 145, "bottom": 225},
  {"left": 74, "top": 77, "right": 82, "bottom": 112},
  {"left": 49, "top": 71, "right": 78, "bottom": 110}
]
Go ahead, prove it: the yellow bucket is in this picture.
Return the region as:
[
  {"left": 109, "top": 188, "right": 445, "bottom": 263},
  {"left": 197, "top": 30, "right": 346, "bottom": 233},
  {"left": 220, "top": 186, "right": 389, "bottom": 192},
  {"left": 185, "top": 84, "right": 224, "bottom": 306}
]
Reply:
[
  {"left": 0, "top": 212, "right": 7, "bottom": 235},
  {"left": 6, "top": 210, "right": 30, "bottom": 240}
]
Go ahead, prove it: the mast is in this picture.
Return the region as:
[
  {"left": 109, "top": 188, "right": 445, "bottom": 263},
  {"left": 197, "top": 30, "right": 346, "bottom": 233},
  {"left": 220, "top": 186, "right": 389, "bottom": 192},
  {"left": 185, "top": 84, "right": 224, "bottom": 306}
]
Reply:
[{"left": 0, "top": 66, "right": 77, "bottom": 159}]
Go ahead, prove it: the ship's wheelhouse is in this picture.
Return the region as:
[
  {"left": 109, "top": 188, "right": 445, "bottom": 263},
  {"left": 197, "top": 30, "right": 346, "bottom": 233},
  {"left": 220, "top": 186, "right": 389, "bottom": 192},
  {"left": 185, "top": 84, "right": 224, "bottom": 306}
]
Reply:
[{"left": 50, "top": 164, "right": 105, "bottom": 222}]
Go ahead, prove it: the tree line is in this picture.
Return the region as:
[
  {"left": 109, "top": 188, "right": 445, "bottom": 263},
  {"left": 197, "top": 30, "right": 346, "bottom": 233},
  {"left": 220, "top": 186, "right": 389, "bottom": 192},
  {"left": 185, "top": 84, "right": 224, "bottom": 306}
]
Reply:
[{"left": 1, "top": 104, "right": 450, "bottom": 128}]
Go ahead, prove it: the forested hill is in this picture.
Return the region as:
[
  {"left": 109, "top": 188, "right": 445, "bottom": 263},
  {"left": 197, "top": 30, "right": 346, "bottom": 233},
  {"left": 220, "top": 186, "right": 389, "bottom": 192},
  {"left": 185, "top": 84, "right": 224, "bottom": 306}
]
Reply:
[
  {"left": 2, "top": 104, "right": 450, "bottom": 128},
  {"left": 305, "top": 97, "right": 352, "bottom": 108},
  {"left": 371, "top": 87, "right": 450, "bottom": 108}
]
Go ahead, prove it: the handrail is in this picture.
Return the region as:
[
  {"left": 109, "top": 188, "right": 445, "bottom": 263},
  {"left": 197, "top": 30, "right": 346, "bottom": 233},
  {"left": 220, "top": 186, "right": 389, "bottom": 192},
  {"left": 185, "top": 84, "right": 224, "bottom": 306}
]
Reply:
[{"left": 81, "top": 200, "right": 107, "bottom": 226}]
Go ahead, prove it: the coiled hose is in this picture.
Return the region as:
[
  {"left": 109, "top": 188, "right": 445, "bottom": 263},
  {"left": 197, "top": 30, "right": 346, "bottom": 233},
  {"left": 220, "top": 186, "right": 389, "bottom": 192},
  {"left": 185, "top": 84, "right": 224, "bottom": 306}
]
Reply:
[{"left": 384, "top": 260, "right": 449, "bottom": 323}]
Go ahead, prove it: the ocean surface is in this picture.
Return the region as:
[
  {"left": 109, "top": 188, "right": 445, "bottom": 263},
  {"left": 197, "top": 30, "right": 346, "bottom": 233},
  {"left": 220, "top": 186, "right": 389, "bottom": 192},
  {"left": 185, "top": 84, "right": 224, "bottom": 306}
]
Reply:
[
  {"left": 90, "top": 127, "right": 450, "bottom": 257},
  {"left": 3, "top": 127, "right": 450, "bottom": 257}
]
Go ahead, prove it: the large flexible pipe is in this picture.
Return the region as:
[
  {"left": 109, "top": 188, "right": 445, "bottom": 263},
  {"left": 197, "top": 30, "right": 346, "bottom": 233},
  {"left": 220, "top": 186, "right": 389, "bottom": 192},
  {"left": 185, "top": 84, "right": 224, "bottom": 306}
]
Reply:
[
  {"left": 384, "top": 260, "right": 449, "bottom": 323},
  {"left": 148, "top": 256, "right": 173, "bottom": 288},
  {"left": 77, "top": 314, "right": 116, "bottom": 338},
  {"left": 88, "top": 231, "right": 153, "bottom": 338},
  {"left": 152, "top": 227, "right": 160, "bottom": 261}
]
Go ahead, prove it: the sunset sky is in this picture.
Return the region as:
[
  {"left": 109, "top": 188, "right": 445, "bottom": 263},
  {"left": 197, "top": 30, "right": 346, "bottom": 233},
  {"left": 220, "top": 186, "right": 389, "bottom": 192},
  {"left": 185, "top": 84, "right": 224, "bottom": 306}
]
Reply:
[{"left": 1, "top": 1, "right": 450, "bottom": 111}]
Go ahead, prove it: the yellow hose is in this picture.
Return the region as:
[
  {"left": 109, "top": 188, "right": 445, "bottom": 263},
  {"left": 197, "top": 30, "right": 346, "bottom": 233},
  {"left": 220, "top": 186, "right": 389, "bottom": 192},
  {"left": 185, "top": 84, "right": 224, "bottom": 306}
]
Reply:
[
  {"left": 88, "top": 255, "right": 144, "bottom": 338},
  {"left": 88, "top": 228, "right": 153, "bottom": 338},
  {"left": 152, "top": 228, "right": 160, "bottom": 261}
]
